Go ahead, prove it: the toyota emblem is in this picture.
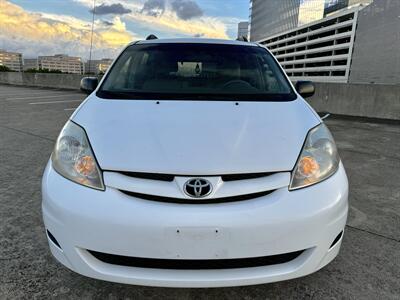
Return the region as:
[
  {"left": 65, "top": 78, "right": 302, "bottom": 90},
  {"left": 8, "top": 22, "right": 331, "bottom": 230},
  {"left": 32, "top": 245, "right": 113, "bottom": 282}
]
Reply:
[{"left": 184, "top": 178, "right": 212, "bottom": 198}]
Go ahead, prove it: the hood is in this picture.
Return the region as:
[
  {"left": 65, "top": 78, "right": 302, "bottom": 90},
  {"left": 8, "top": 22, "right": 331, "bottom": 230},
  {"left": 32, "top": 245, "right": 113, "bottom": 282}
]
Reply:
[{"left": 72, "top": 96, "right": 320, "bottom": 174}]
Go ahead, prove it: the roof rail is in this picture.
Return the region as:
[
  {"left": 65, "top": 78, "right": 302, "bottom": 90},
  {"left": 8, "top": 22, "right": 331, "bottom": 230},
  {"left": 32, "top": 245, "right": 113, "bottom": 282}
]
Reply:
[
  {"left": 236, "top": 36, "right": 248, "bottom": 42},
  {"left": 146, "top": 34, "right": 158, "bottom": 40}
]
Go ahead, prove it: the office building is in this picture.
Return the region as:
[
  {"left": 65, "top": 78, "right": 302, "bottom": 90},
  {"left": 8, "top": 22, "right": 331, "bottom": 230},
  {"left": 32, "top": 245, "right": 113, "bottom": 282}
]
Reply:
[
  {"left": 84, "top": 58, "right": 113, "bottom": 74},
  {"left": 38, "top": 54, "right": 83, "bottom": 74},
  {"left": 251, "top": 0, "right": 398, "bottom": 84},
  {"left": 249, "top": 0, "right": 372, "bottom": 42},
  {"left": 23, "top": 58, "right": 39, "bottom": 71},
  {"left": 237, "top": 22, "right": 249, "bottom": 39},
  {"left": 0, "top": 50, "right": 23, "bottom": 72},
  {"left": 249, "top": 1, "right": 300, "bottom": 42}
]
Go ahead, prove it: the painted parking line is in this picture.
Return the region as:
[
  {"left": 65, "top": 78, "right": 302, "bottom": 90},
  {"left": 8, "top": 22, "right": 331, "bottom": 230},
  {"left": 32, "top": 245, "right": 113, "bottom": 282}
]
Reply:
[
  {"left": 0, "top": 91, "right": 58, "bottom": 95},
  {"left": 29, "top": 100, "right": 82, "bottom": 105},
  {"left": 0, "top": 90, "right": 66, "bottom": 95},
  {"left": 1, "top": 93, "right": 68, "bottom": 99},
  {"left": 6, "top": 94, "right": 79, "bottom": 101}
]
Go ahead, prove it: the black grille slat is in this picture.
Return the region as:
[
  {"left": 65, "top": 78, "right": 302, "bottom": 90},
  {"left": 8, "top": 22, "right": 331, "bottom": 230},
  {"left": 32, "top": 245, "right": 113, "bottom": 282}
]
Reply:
[
  {"left": 117, "top": 171, "right": 174, "bottom": 182},
  {"left": 221, "top": 172, "right": 276, "bottom": 181},
  {"left": 88, "top": 250, "right": 304, "bottom": 270},
  {"left": 119, "top": 189, "right": 275, "bottom": 204},
  {"left": 47, "top": 230, "right": 62, "bottom": 249},
  {"left": 329, "top": 231, "right": 343, "bottom": 248},
  {"left": 108, "top": 171, "right": 278, "bottom": 182}
]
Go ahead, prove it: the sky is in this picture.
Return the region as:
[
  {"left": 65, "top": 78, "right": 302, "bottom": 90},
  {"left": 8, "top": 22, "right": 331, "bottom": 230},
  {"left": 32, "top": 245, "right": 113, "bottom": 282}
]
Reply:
[{"left": 0, "top": 0, "right": 249, "bottom": 60}]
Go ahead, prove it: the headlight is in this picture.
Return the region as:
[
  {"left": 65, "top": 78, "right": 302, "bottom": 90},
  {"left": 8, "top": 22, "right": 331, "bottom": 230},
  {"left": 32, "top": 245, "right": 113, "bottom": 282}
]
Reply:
[
  {"left": 289, "top": 123, "right": 340, "bottom": 190},
  {"left": 51, "top": 121, "right": 104, "bottom": 190}
]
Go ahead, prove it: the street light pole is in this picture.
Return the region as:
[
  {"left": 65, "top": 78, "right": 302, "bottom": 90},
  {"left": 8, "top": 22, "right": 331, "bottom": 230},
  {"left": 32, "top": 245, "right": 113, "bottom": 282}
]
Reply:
[{"left": 88, "top": 0, "right": 96, "bottom": 75}]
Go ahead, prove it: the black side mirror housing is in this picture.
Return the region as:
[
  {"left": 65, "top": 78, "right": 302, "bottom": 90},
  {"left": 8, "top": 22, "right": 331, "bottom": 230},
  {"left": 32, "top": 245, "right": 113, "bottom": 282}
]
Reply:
[
  {"left": 295, "top": 81, "right": 315, "bottom": 98},
  {"left": 80, "top": 77, "right": 99, "bottom": 94}
]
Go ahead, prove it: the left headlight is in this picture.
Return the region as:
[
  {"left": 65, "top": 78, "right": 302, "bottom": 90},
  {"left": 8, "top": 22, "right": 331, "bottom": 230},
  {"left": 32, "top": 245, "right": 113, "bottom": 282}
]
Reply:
[
  {"left": 51, "top": 121, "right": 105, "bottom": 190},
  {"left": 289, "top": 123, "right": 340, "bottom": 190}
]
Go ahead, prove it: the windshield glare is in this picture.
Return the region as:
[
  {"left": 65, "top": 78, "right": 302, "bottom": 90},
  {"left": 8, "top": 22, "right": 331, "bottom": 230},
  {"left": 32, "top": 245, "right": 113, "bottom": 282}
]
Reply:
[{"left": 99, "top": 43, "right": 295, "bottom": 101}]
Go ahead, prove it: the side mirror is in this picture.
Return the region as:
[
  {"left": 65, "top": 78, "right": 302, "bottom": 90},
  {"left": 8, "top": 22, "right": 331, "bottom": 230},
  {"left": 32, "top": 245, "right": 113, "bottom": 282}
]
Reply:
[
  {"left": 80, "top": 77, "right": 98, "bottom": 94},
  {"left": 295, "top": 81, "right": 315, "bottom": 98}
]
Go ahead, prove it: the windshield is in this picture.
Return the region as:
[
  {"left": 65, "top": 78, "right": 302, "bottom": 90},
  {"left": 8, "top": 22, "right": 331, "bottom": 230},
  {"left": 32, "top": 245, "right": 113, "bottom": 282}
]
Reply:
[{"left": 98, "top": 43, "right": 296, "bottom": 101}]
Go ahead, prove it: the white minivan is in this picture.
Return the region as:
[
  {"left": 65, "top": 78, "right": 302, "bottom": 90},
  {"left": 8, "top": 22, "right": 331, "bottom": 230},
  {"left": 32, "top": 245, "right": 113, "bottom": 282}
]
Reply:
[{"left": 42, "top": 38, "right": 348, "bottom": 288}]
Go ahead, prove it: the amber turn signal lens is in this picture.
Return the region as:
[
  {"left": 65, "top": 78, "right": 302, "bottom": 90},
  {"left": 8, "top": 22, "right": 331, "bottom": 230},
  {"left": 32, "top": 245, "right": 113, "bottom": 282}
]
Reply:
[
  {"left": 74, "top": 155, "right": 95, "bottom": 176},
  {"left": 298, "top": 156, "right": 319, "bottom": 177}
]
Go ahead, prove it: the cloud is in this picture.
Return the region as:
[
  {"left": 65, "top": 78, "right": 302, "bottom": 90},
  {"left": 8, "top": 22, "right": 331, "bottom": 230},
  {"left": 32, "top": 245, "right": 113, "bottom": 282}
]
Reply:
[
  {"left": 170, "top": 0, "right": 203, "bottom": 20},
  {"left": 140, "top": 0, "right": 203, "bottom": 20},
  {"left": 102, "top": 20, "right": 114, "bottom": 26},
  {"left": 0, "top": 1, "right": 136, "bottom": 59},
  {"left": 91, "top": 3, "right": 132, "bottom": 15},
  {"left": 140, "top": 0, "right": 166, "bottom": 17},
  {"left": 73, "top": 0, "right": 229, "bottom": 39},
  {"left": 131, "top": 11, "right": 227, "bottom": 39}
]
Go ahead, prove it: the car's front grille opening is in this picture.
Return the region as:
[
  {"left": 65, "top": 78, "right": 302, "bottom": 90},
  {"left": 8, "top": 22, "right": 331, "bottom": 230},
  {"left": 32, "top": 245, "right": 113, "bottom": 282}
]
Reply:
[
  {"left": 221, "top": 172, "right": 277, "bottom": 181},
  {"left": 46, "top": 230, "right": 62, "bottom": 249},
  {"left": 119, "top": 189, "right": 276, "bottom": 204},
  {"left": 117, "top": 171, "right": 174, "bottom": 182},
  {"left": 329, "top": 231, "right": 343, "bottom": 249},
  {"left": 108, "top": 171, "right": 278, "bottom": 182},
  {"left": 88, "top": 249, "right": 305, "bottom": 270}
]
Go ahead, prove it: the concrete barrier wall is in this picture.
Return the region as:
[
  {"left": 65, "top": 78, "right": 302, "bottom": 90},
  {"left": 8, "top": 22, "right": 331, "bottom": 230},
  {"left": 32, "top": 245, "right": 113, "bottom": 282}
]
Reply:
[
  {"left": 307, "top": 82, "right": 400, "bottom": 120},
  {"left": 349, "top": 0, "right": 400, "bottom": 85},
  {"left": 0, "top": 72, "right": 399, "bottom": 120},
  {"left": 0, "top": 72, "right": 88, "bottom": 90}
]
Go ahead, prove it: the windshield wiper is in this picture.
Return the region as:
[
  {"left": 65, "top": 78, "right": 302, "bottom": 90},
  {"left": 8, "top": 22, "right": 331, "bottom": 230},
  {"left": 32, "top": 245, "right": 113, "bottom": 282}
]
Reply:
[
  {"left": 97, "top": 90, "right": 296, "bottom": 102},
  {"left": 97, "top": 90, "right": 138, "bottom": 98},
  {"left": 98, "top": 90, "right": 236, "bottom": 101},
  {"left": 171, "top": 94, "right": 235, "bottom": 101}
]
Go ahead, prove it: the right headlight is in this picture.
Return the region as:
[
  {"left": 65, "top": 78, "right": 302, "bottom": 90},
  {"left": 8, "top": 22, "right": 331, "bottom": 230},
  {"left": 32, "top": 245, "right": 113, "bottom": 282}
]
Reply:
[{"left": 289, "top": 123, "right": 340, "bottom": 190}]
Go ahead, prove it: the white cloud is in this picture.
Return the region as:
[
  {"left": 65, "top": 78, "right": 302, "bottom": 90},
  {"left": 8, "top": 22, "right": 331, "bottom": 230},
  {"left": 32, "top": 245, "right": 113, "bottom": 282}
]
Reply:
[
  {"left": 0, "top": 0, "right": 137, "bottom": 59},
  {"left": 73, "top": 0, "right": 229, "bottom": 39},
  {"left": 0, "top": 0, "right": 237, "bottom": 60}
]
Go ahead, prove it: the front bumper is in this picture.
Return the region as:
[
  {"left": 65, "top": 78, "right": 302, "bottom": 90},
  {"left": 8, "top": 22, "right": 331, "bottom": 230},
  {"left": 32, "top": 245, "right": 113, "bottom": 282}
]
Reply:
[{"left": 42, "top": 162, "right": 348, "bottom": 287}]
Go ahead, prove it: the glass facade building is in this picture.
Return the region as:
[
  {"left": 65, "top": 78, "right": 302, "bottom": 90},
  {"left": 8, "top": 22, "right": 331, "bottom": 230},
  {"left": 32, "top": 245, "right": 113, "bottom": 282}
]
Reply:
[
  {"left": 249, "top": 0, "right": 301, "bottom": 42},
  {"left": 298, "top": 0, "right": 326, "bottom": 27},
  {"left": 249, "top": 0, "right": 371, "bottom": 42}
]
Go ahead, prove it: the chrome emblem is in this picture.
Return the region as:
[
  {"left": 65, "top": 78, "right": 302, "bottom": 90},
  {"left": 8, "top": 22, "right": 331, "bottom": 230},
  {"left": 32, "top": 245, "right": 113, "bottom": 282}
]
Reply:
[{"left": 184, "top": 178, "right": 212, "bottom": 198}]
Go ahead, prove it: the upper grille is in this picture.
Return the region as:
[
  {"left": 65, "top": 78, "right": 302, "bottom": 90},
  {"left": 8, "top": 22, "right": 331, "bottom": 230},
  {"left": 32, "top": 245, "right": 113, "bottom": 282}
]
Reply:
[
  {"left": 117, "top": 171, "right": 174, "bottom": 182},
  {"left": 109, "top": 170, "right": 277, "bottom": 182},
  {"left": 104, "top": 170, "right": 290, "bottom": 204}
]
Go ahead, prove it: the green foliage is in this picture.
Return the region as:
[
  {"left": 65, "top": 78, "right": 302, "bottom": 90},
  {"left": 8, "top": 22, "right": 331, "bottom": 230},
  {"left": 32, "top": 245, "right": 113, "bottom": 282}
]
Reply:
[
  {"left": 25, "top": 68, "right": 64, "bottom": 74},
  {"left": 0, "top": 65, "right": 12, "bottom": 72},
  {"left": 24, "top": 68, "right": 38, "bottom": 73}
]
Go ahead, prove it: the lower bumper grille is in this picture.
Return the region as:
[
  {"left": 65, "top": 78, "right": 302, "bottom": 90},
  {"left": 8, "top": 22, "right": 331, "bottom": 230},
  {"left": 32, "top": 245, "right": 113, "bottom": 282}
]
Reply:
[{"left": 88, "top": 249, "right": 304, "bottom": 270}]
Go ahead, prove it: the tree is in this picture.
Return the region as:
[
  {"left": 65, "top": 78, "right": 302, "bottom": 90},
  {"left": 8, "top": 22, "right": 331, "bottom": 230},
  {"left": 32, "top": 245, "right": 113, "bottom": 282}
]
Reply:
[
  {"left": 25, "top": 68, "right": 38, "bottom": 73},
  {"left": 25, "top": 68, "right": 63, "bottom": 74},
  {"left": 0, "top": 65, "right": 12, "bottom": 72}
]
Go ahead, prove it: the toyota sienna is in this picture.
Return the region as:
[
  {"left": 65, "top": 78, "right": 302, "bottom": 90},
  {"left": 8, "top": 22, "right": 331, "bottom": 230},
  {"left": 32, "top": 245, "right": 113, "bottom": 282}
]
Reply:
[{"left": 42, "top": 37, "right": 348, "bottom": 287}]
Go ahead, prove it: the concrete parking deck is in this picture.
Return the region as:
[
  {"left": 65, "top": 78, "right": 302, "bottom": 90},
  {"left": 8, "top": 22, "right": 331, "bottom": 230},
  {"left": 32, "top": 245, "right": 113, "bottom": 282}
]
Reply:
[{"left": 0, "top": 85, "right": 399, "bottom": 299}]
